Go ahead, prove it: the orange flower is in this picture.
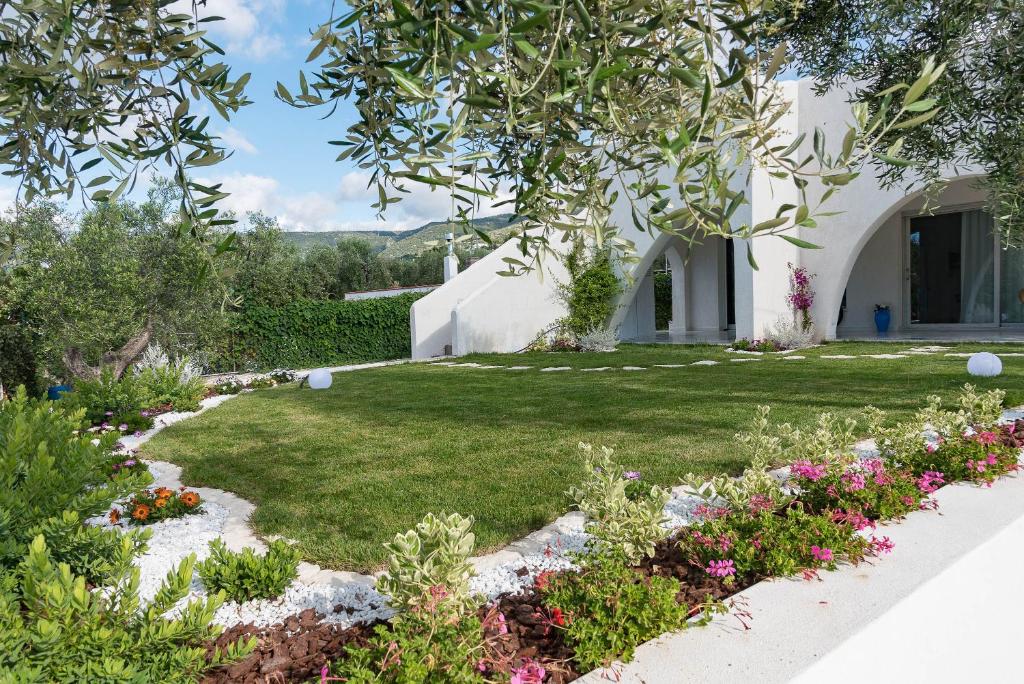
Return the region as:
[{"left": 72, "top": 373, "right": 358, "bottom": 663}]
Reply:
[
  {"left": 131, "top": 504, "right": 151, "bottom": 521},
  {"left": 109, "top": 508, "right": 121, "bottom": 524},
  {"left": 179, "top": 491, "right": 200, "bottom": 508},
  {"left": 154, "top": 487, "right": 173, "bottom": 499},
  {"left": 154, "top": 497, "right": 167, "bottom": 508}
]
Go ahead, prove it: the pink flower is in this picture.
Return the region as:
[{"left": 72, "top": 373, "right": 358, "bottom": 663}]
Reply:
[
  {"left": 706, "top": 559, "right": 737, "bottom": 577},
  {"left": 748, "top": 494, "right": 775, "bottom": 513},
  {"left": 791, "top": 460, "right": 827, "bottom": 482},
  {"left": 832, "top": 510, "right": 874, "bottom": 531},
  {"left": 916, "top": 471, "right": 945, "bottom": 494},
  {"left": 826, "top": 484, "right": 839, "bottom": 498},
  {"left": 976, "top": 431, "right": 998, "bottom": 445},
  {"left": 693, "top": 504, "right": 730, "bottom": 520},
  {"left": 925, "top": 442, "right": 938, "bottom": 454},
  {"left": 870, "top": 536, "right": 895, "bottom": 555},
  {"left": 842, "top": 471, "right": 866, "bottom": 492},
  {"left": 510, "top": 659, "right": 547, "bottom": 684},
  {"left": 497, "top": 612, "right": 508, "bottom": 635},
  {"left": 810, "top": 545, "right": 833, "bottom": 562},
  {"left": 624, "top": 470, "right": 641, "bottom": 480},
  {"left": 986, "top": 453, "right": 998, "bottom": 466}
]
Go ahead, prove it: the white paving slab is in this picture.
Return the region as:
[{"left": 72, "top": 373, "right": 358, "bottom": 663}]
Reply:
[
  {"left": 506, "top": 366, "right": 533, "bottom": 370},
  {"left": 691, "top": 360, "right": 719, "bottom": 366},
  {"left": 864, "top": 354, "right": 909, "bottom": 359},
  {"left": 581, "top": 367, "right": 611, "bottom": 372},
  {"left": 730, "top": 358, "right": 760, "bottom": 362},
  {"left": 622, "top": 366, "right": 646, "bottom": 371},
  {"left": 820, "top": 354, "right": 857, "bottom": 359},
  {"left": 782, "top": 355, "right": 805, "bottom": 360},
  {"left": 653, "top": 364, "right": 687, "bottom": 368},
  {"left": 540, "top": 366, "right": 572, "bottom": 372}
]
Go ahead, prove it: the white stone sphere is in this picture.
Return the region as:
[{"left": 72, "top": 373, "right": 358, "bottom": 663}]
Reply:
[
  {"left": 967, "top": 352, "right": 1002, "bottom": 377},
  {"left": 307, "top": 368, "right": 333, "bottom": 389}
]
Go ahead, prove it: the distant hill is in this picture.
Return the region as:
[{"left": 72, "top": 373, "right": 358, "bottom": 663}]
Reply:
[{"left": 282, "top": 214, "right": 522, "bottom": 258}]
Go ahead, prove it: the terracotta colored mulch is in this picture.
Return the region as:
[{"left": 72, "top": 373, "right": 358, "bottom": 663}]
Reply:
[{"left": 203, "top": 609, "right": 379, "bottom": 684}]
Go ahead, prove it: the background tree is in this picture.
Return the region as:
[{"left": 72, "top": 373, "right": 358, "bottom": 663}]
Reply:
[
  {"left": 0, "top": 0, "right": 249, "bottom": 242},
  {"left": 763, "top": 0, "right": 1024, "bottom": 243}
]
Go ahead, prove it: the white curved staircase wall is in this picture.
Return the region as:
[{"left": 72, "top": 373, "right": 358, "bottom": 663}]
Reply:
[{"left": 410, "top": 234, "right": 570, "bottom": 359}]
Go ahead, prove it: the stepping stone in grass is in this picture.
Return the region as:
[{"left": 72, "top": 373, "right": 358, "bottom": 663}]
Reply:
[
  {"left": 691, "top": 360, "right": 719, "bottom": 366},
  {"left": 475, "top": 365, "right": 503, "bottom": 369},
  {"left": 581, "top": 367, "right": 611, "bottom": 372},
  {"left": 653, "top": 364, "right": 687, "bottom": 368},
  {"left": 506, "top": 366, "right": 533, "bottom": 370},
  {"left": 999, "top": 353, "right": 1024, "bottom": 357},
  {"left": 821, "top": 355, "right": 857, "bottom": 359},
  {"left": 622, "top": 366, "right": 646, "bottom": 370},
  {"left": 454, "top": 362, "right": 482, "bottom": 367},
  {"left": 430, "top": 361, "right": 458, "bottom": 366},
  {"left": 541, "top": 366, "right": 572, "bottom": 372},
  {"left": 730, "top": 358, "right": 760, "bottom": 362},
  {"left": 863, "top": 354, "right": 908, "bottom": 359},
  {"left": 945, "top": 353, "right": 973, "bottom": 357},
  {"left": 782, "top": 355, "right": 806, "bottom": 360}
]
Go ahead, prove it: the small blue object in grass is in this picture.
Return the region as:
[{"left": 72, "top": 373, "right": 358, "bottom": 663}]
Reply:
[{"left": 47, "top": 385, "right": 72, "bottom": 400}]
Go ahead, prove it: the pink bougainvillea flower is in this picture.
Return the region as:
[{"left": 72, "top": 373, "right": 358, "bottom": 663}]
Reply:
[
  {"left": 810, "top": 545, "right": 833, "bottom": 562},
  {"left": 510, "top": 659, "right": 547, "bottom": 684},
  {"left": 706, "top": 559, "right": 736, "bottom": 577}
]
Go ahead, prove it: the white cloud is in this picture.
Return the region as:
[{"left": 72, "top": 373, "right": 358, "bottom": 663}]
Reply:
[
  {"left": 170, "top": 0, "right": 287, "bottom": 61},
  {"left": 336, "top": 171, "right": 512, "bottom": 232},
  {"left": 217, "top": 126, "right": 258, "bottom": 154},
  {"left": 201, "top": 172, "right": 342, "bottom": 231}
]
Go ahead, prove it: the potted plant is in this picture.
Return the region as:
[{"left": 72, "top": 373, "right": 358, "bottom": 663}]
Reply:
[{"left": 874, "top": 304, "right": 891, "bottom": 335}]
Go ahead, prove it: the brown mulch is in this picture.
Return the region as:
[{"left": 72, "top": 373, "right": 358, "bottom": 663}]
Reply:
[
  {"left": 201, "top": 539, "right": 751, "bottom": 683},
  {"left": 203, "top": 608, "right": 380, "bottom": 684}
]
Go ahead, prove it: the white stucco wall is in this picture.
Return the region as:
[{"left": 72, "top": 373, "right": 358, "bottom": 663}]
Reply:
[{"left": 410, "top": 232, "right": 570, "bottom": 358}]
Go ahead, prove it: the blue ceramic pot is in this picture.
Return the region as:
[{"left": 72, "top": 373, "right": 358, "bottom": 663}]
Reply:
[
  {"left": 874, "top": 308, "right": 891, "bottom": 335},
  {"left": 47, "top": 384, "right": 72, "bottom": 400}
]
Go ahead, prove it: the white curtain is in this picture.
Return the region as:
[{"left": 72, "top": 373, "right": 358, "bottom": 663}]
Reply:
[{"left": 960, "top": 210, "right": 995, "bottom": 323}]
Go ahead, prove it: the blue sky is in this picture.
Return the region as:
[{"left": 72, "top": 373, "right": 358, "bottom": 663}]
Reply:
[{"left": 187, "top": 0, "right": 506, "bottom": 232}]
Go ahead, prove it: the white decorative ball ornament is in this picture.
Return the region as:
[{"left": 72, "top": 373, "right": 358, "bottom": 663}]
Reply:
[
  {"left": 307, "top": 368, "right": 333, "bottom": 389},
  {"left": 967, "top": 352, "right": 1002, "bottom": 378}
]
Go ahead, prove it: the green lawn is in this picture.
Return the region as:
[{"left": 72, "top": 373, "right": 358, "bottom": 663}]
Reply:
[{"left": 141, "top": 341, "right": 1024, "bottom": 572}]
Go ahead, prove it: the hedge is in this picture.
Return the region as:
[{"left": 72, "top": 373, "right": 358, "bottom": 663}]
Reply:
[
  {"left": 226, "top": 293, "right": 424, "bottom": 370},
  {"left": 0, "top": 324, "right": 40, "bottom": 397}
]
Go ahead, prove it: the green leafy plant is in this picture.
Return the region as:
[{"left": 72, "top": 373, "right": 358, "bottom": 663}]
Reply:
[
  {"left": 0, "top": 326, "right": 39, "bottom": 397},
  {"left": 377, "top": 512, "right": 478, "bottom": 614},
  {"left": 568, "top": 443, "right": 670, "bottom": 563},
  {"left": 542, "top": 554, "right": 692, "bottom": 672},
  {"left": 558, "top": 246, "right": 621, "bottom": 340},
  {"left": 197, "top": 539, "right": 302, "bottom": 603},
  {"left": 229, "top": 293, "right": 424, "bottom": 370},
  {"left": 328, "top": 608, "right": 488, "bottom": 684},
  {"left": 268, "top": 369, "right": 297, "bottom": 384},
  {"left": 213, "top": 378, "right": 245, "bottom": 395},
  {"left": 134, "top": 344, "right": 206, "bottom": 413},
  {"left": 246, "top": 375, "right": 276, "bottom": 390},
  {"left": 0, "top": 535, "right": 253, "bottom": 683},
  {"left": 788, "top": 455, "right": 927, "bottom": 522},
  {"left": 65, "top": 367, "right": 149, "bottom": 427},
  {"left": 680, "top": 504, "right": 873, "bottom": 582},
  {"left": 0, "top": 388, "right": 148, "bottom": 579}
]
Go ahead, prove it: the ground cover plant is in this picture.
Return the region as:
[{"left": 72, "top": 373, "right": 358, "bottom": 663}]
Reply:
[
  {"left": 140, "top": 341, "right": 1024, "bottom": 571},
  {"left": 115, "top": 487, "right": 203, "bottom": 526},
  {"left": 197, "top": 539, "right": 302, "bottom": 603}
]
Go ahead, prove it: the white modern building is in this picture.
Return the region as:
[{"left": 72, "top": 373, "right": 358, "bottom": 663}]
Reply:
[{"left": 410, "top": 80, "right": 1024, "bottom": 359}]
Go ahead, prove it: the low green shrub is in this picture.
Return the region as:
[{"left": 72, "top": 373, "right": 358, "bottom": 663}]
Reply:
[
  {"left": 227, "top": 293, "right": 424, "bottom": 370},
  {"left": 0, "top": 388, "right": 148, "bottom": 580},
  {"left": 541, "top": 554, "right": 691, "bottom": 671},
  {"left": 268, "top": 368, "right": 296, "bottom": 384},
  {"left": 789, "top": 455, "right": 927, "bottom": 521},
  {"left": 133, "top": 344, "right": 205, "bottom": 413},
  {"left": 329, "top": 609, "right": 488, "bottom": 684},
  {"left": 558, "top": 247, "right": 621, "bottom": 339},
  {"left": 679, "top": 504, "right": 873, "bottom": 582},
  {"left": 377, "top": 512, "right": 478, "bottom": 614},
  {"left": 568, "top": 443, "right": 670, "bottom": 563},
  {"left": 246, "top": 375, "right": 275, "bottom": 390},
  {"left": 197, "top": 539, "right": 301, "bottom": 603},
  {"left": 0, "top": 535, "right": 253, "bottom": 683},
  {"left": 65, "top": 367, "right": 149, "bottom": 427},
  {"left": 213, "top": 378, "right": 245, "bottom": 394}
]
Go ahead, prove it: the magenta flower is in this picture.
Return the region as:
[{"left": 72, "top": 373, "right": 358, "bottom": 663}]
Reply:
[
  {"left": 976, "top": 431, "right": 998, "bottom": 445},
  {"left": 748, "top": 494, "right": 775, "bottom": 513},
  {"left": 706, "top": 559, "right": 736, "bottom": 577},
  {"left": 510, "top": 659, "right": 546, "bottom": 684},
  {"left": 118, "top": 423, "right": 129, "bottom": 431},
  {"left": 791, "top": 460, "right": 827, "bottom": 482},
  {"left": 133, "top": 430, "right": 143, "bottom": 437},
  {"left": 810, "top": 545, "right": 833, "bottom": 562},
  {"left": 841, "top": 471, "right": 866, "bottom": 492},
  {"left": 916, "top": 471, "right": 945, "bottom": 494},
  {"left": 623, "top": 470, "right": 641, "bottom": 481},
  {"left": 870, "top": 536, "right": 895, "bottom": 555},
  {"left": 925, "top": 442, "right": 938, "bottom": 454}
]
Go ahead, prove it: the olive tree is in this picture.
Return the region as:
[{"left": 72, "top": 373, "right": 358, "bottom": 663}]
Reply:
[{"left": 282, "top": 0, "right": 943, "bottom": 270}]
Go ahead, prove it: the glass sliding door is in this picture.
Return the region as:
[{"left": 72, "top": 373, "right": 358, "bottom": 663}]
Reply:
[
  {"left": 908, "top": 209, "right": 995, "bottom": 325},
  {"left": 1002, "top": 242, "right": 1024, "bottom": 325}
]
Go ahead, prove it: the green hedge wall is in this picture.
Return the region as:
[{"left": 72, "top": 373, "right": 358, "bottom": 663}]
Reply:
[{"left": 227, "top": 293, "right": 424, "bottom": 370}]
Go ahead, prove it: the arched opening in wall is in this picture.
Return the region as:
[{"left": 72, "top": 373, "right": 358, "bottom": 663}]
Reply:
[
  {"left": 616, "top": 235, "right": 735, "bottom": 343},
  {"left": 836, "top": 176, "right": 1024, "bottom": 339}
]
